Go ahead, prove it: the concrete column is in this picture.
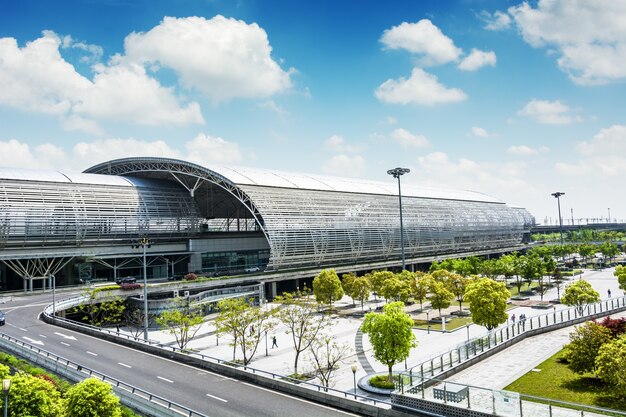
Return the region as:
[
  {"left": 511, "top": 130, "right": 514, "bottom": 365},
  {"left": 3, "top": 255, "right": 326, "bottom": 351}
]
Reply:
[{"left": 270, "top": 281, "right": 277, "bottom": 299}]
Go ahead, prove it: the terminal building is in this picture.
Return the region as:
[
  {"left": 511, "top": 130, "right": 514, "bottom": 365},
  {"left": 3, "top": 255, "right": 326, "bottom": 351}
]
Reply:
[{"left": 0, "top": 157, "right": 534, "bottom": 297}]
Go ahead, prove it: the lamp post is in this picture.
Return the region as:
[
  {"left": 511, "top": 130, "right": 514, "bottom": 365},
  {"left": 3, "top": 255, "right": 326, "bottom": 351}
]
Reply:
[
  {"left": 51, "top": 274, "right": 56, "bottom": 317},
  {"left": 351, "top": 362, "right": 358, "bottom": 399},
  {"left": 2, "top": 378, "right": 10, "bottom": 417},
  {"left": 608, "top": 208, "right": 611, "bottom": 223},
  {"left": 387, "top": 167, "right": 410, "bottom": 270},
  {"left": 551, "top": 192, "right": 565, "bottom": 246},
  {"left": 134, "top": 238, "right": 151, "bottom": 341}
]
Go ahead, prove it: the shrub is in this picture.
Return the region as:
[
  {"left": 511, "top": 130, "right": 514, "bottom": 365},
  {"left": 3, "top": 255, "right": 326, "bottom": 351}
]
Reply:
[
  {"left": 596, "top": 316, "right": 626, "bottom": 338},
  {"left": 184, "top": 273, "right": 198, "bottom": 281},
  {"left": 120, "top": 283, "right": 141, "bottom": 290},
  {"left": 369, "top": 375, "right": 395, "bottom": 389}
]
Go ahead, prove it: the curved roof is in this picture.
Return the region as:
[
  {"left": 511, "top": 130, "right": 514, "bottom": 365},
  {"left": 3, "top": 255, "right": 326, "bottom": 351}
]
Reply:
[
  {"left": 86, "top": 157, "right": 503, "bottom": 204},
  {"left": 0, "top": 166, "right": 177, "bottom": 188}
]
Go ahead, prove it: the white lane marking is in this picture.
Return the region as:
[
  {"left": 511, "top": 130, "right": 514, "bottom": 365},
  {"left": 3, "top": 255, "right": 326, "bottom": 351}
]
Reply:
[
  {"left": 22, "top": 336, "right": 44, "bottom": 346},
  {"left": 206, "top": 393, "right": 228, "bottom": 403},
  {"left": 118, "top": 362, "right": 132, "bottom": 368},
  {"left": 7, "top": 323, "right": 17, "bottom": 328},
  {"left": 87, "top": 351, "right": 98, "bottom": 356},
  {"left": 240, "top": 382, "right": 360, "bottom": 416},
  {"left": 60, "top": 341, "right": 70, "bottom": 346},
  {"left": 157, "top": 376, "right": 173, "bottom": 383},
  {"left": 19, "top": 327, "right": 28, "bottom": 332},
  {"left": 39, "top": 334, "right": 47, "bottom": 338},
  {"left": 54, "top": 332, "right": 77, "bottom": 340}
]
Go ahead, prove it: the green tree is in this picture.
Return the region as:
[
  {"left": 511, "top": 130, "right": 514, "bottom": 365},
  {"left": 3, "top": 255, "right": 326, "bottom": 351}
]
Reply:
[
  {"left": 519, "top": 253, "right": 542, "bottom": 291},
  {"left": 313, "top": 269, "right": 344, "bottom": 308},
  {"left": 578, "top": 243, "right": 595, "bottom": 266},
  {"left": 369, "top": 270, "right": 394, "bottom": 301},
  {"left": 599, "top": 241, "right": 619, "bottom": 265},
  {"left": 615, "top": 265, "right": 626, "bottom": 291},
  {"left": 75, "top": 289, "right": 126, "bottom": 327},
  {"left": 64, "top": 378, "right": 122, "bottom": 417},
  {"left": 215, "top": 298, "right": 276, "bottom": 365},
  {"left": 410, "top": 273, "right": 430, "bottom": 310},
  {"left": 444, "top": 272, "right": 470, "bottom": 313},
  {"left": 361, "top": 301, "right": 417, "bottom": 382},
  {"left": 428, "top": 280, "right": 454, "bottom": 317},
  {"left": 561, "top": 279, "right": 600, "bottom": 315},
  {"left": 0, "top": 364, "right": 9, "bottom": 379},
  {"left": 341, "top": 272, "right": 356, "bottom": 304},
  {"left": 155, "top": 297, "right": 203, "bottom": 350},
  {"left": 7, "top": 373, "right": 62, "bottom": 417},
  {"left": 274, "top": 289, "right": 331, "bottom": 376},
  {"left": 464, "top": 278, "right": 509, "bottom": 330},
  {"left": 380, "top": 276, "right": 411, "bottom": 304},
  {"left": 595, "top": 335, "right": 626, "bottom": 396},
  {"left": 565, "top": 321, "right": 612, "bottom": 374},
  {"left": 308, "top": 335, "right": 352, "bottom": 390},
  {"left": 350, "top": 275, "right": 371, "bottom": 312}
]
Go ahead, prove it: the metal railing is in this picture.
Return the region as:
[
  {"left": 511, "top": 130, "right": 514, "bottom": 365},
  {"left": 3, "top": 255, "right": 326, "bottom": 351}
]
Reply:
[{"left": 0, "top": 332, "right": 207, "bottom": 417}]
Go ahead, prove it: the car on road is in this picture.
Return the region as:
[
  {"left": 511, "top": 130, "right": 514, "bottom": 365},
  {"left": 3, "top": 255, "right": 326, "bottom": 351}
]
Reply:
[
  {"left": 0, "top": 310, "right": 5, "bottom": 325},
  {"left": 245, "top": 266, "right": 261, "bottom": 273},
  {"left": 115, "top": 276, "right": 137, "bottom": 285}
]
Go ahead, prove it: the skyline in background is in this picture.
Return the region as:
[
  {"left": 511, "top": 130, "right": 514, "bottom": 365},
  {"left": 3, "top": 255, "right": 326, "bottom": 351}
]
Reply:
[{"left": 0, "top": 0, "right": 624, "bottom": 224}]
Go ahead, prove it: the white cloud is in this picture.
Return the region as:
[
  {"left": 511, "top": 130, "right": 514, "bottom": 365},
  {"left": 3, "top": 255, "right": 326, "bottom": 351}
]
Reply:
[
  {"left": 507, "top": 145, "right": 550, "bottom": 155},
  {"left": 509, "top": 0, "right": 626, "bottom": 85},
  {"left": 390, "top": 128, "right": 429, "bottom": 148},
  {"left": 518, "top": 99, "right": 581, "bottom": 125},
  {"left": 380, "top": 19, "right": 462, "bottom": 66},
  {"left": 321, "top": 154, "right": 366, "bottom": 176},
  {"left": 324, "top": 135, "right": 363, "bottom": 153},
  {"left": 61, "top": 34, "right": 103, "bottom": 64},
  {"left": 184, "top": 133, "right": 244, "bottom": 165},
  {"left": 479, "top": 10, "right": 512, "bottom": 31},
  {"left": 458, "top": 49, "right": 496, "bottom": 71},
  {"left": 124, "top": 15, "right": 293, "bottom": 102},
  {"left": 0, "top": 30, "right": 204, "bottom": 132},
  {"left": 0, "top": 139, "right": 68, "bottom": 169},
  {"left": 375, "top": 68, "right": 467, "bottom": 105},
  {"left": 470, "top": 126, "right": 491, "bottom": 138},
  {"left": 257, "top": 100, "right": 287, "bottom": 116}
]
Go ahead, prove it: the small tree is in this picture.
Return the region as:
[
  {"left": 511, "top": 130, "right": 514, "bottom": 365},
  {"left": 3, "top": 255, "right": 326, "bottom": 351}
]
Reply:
[
  {"left": 75, "top": 289, "right": 126, "bottom": 327},
  {"left": 428, "top": 280, "right": 454, "bottom": 317},
  {"left": 64, "top": 377, "right": 122, "bottom": 417},
  {"left": 444, "top": 272, "right": 470, "bottom": 313},
  {"left": 410, "top": 273, "right": 430, "bottom": 310},
  {"left": 561, "top": 279, "right": 600, "bottom": 315},
  {"left": 595, "top": 336, "right": 626, "bottom": 396},
  {"left": 565, "top": 321, "right": 612, "bottom": 374},
  {"left": 361, "top": 301, "right": 417, "bottom": 382},
  {"left": 156, "top": 297, "right": 203, "bottom": 350},
  {"left": 369, "top": 270, "right": 394, "bottom": 301},
  {"left": 380, "top": 276, "right": 411, "bottom": 303},
  {"left": 308, "top": 335, "right": 352, "bottom": 390},
  {"left": 615, "top": 265, "right": 626, "bottom": 291},
  {"left": 313, "top": 269, "right": 344, "bottom": 308},
  {"left": 350, "top": 275, "right": 371, "bottom": 312},
  {"left": 121, "top": 306, "right": 146, "bottom": 338},
  {"left": 7, "top": 373, "right": 62, "bottom": 417},
  {"left": 341, "top": 272, "right": 357, "bottom": 305},
  {"left": 275, "top": 289, "right": 331, "bottom": 376},
  {"left": 464, "top": 278, "right": 509, "bottom": 331}
]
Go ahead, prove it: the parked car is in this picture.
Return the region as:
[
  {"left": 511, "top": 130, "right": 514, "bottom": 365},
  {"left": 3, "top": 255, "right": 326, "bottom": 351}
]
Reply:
[
  {"left": 245, "top": 266, "right": 261, "bottom": 273},
  {"left": 167, "top": 274, "right": 183, "bottom": 281},
  {"left": 115, "top": 276, "right": 137, "bottom": 285},
  {"left": 0, "top": 310, "right": 5, "bottom": 325}
]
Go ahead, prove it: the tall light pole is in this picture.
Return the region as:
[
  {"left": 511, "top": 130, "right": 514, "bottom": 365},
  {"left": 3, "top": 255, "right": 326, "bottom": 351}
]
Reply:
[
  {"left": 387, "top": 167, "right": 410, "bottom": 270},
  {"left": 2, "top": 378, "right": 10, "bottom": 417},
  {"left": 133, "top": 238, "right": 151, "bottom": 341},
  {"left": 551, "top": 192, "right": 565, "bottom": 246},
  {"left": 50, "top": 274, "right": 56, "bottom": 317},
  {"left": 608, "top": 208, "right": 611, "bottom": 223},
  {"left": 351, "top": 362, "right": 358, "bottom": 399}
]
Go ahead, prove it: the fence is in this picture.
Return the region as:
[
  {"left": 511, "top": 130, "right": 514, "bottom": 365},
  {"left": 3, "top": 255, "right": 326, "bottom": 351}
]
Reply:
[{"left": 392, "top": 375, "right": 626, "bottom": 417}]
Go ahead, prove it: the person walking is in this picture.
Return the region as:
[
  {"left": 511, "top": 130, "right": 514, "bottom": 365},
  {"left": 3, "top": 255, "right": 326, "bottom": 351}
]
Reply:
[
  {"left": 608, "top": 289, "right": 612, "bottom": 298},
  {"left": 271, "top": 335, "right": 278, "bottom": 348}
]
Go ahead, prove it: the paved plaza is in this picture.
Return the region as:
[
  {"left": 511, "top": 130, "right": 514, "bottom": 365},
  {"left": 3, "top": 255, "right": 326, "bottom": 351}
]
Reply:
[{"left": 135, "top": 266, "right": 623, "bottom": 401}]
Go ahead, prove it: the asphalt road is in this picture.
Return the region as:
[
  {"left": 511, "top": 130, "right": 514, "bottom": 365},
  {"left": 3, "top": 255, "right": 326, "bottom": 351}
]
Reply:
[{"left": 0, "top": 291, "right": 362, "bottom": 417}]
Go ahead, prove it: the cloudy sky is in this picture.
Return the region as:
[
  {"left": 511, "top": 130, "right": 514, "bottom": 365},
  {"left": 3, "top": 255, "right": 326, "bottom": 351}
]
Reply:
[{"left": 1, "top": 0, "right": 625, "bottom": 224}]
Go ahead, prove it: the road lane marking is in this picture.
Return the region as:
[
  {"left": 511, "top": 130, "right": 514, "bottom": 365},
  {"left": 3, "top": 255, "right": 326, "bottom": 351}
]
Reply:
[
  {"left": 39, "top": 334, "right": 47, "bottom": 338},
  {"left": 118, "top": 362, "right": 132, "bottom": 368},
  {"left": 240, "top": 382, "right": 360, "bottom": 416},
  {"left": 60, "top": 342, "right": 70, "bottom": 346},
  {"left": 54, "top": 332, "right": 77, "bottom": 340},
  {"left": 157, "top": 376, "right": 173, "bottom": 383},
  {"left": 19, "top": 327, "right": 28, "bottom": 332},
  {"left": 22, "top": 337, "right": 44, "bottom": 346},
  {"left": 206, "top": 393, "right": 227, "bottom": 403},
  {"left": 87, "top": 351, "right": 98, "bottom": 356}
]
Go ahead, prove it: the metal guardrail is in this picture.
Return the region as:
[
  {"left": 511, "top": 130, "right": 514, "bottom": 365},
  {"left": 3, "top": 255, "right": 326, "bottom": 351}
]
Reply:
[{"left": 0, "top": 332, "right": 207, "bottom": 417}]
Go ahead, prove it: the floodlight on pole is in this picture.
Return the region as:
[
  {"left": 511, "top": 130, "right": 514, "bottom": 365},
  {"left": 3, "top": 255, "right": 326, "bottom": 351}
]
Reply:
[
  {"left": 387, "top": 167, "right": 410, "bottom": 270},
  {"left": 551, "top": 192, "right": 565, "bottom": 246},
  {"left": 2, "top": 378, "right": 10, "bottom": 417},
  {"left": 132, "top": 238, "right": 151, "bottom": 341}
]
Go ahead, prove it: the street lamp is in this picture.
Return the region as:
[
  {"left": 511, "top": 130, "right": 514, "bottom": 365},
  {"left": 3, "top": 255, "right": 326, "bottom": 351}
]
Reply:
[
  {"left": 608, "top": 208, "right": 611, "bottom": 223},
  {"left": 2, "top": 378, "right": 10, "bottom": 417},
  {"left": 351, "top": 362, "right": 358, "bottom": 399},
  {"left": 551, "top": 192, "right": 565, "bottom": 246},
  {"left": 50, "top": 274, "right": 56, "bottom": 317},
  {"left": 133, "top": 238, "right": 151, "bottom": 341},
  {"left": 387, "top": 167, "right": 410, "bottom": 270}
]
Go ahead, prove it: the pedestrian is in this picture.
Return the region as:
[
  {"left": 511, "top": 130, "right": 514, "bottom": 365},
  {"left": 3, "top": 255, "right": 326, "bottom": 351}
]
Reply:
[
  {"left": 511, "top": 314, "right": 516, "bottom": 323},
  {"left": 520, "top": 314, "right": 526, "bottom": 330},
  {"left": 608, "top": 289, "right": 612, "bottom": 298},
  {"left": 271, "top": 335, "right": 278, "bottom": 348}
]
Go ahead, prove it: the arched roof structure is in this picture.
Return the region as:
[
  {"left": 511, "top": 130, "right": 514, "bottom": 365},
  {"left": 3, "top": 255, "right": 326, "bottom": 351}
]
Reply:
[{"left": 85, "top": 157, "right": 534, "bottom": 271}]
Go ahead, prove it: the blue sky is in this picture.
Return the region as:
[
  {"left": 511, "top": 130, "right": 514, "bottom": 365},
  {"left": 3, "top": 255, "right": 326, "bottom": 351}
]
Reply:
[{"left": 1, "top": 0, "right": 625, "bottom": 224}]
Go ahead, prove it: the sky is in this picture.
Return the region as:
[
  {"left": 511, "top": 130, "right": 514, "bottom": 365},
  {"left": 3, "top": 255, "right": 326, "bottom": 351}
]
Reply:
[{"left": 0, "top": 0, "right": 625, "bottom": 225}]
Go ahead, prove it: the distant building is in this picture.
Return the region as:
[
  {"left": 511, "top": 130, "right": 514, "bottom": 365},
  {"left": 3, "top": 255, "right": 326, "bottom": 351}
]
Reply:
[{"left": 0, "top": 157, "right": 534, "bottom": 294}]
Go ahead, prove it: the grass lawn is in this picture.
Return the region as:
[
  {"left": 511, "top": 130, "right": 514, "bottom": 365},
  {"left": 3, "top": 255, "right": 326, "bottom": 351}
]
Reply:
[
  {"left": 504, "top": 349, "right": 626, "bottom": 411},
  {"left": 414, "top": 316, "right": 472, "bottom": 331}
]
